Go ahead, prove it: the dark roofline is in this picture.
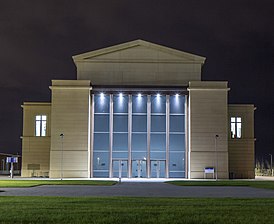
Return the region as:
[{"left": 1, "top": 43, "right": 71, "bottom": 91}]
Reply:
[
  {"left": 91, "top": 85, "right": 188, "bottom": 95},
  {"left": 0, "top": 152, "right": 21, "bottom": 157}
]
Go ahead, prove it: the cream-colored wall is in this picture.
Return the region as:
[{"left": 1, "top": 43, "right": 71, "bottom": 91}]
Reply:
[
  {"left": 75, "top": 45, "right": 203, "bottom": 86},
  {"left": 49, "top": 80, "right": 91, "bottom": 178},
  {"left": 21, "top": 103, "right": 51, "bottom": 177},
  {"left": 188, "top": 81, "right": 229, "bottom": 179},
  {"left": 228, "top": 105, "right": 255, "bottom": 178}
]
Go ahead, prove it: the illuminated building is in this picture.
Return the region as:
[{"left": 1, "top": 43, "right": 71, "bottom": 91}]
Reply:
[{"left": 21, "top": 40, "right": 255, "bottom": 179}]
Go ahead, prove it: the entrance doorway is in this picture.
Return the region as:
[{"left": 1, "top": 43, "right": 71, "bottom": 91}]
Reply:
[
  {"left": 150, "top": 160, "right": 166, "bottom": 178},
  {"left": 132, "top": 160, "right": 146, "bottom": 178},
  {"left": 112, "top": 160, "right": 128, "bottom": 178}
]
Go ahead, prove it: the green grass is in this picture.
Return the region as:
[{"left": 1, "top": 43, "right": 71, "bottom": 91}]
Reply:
[
  {"left": 0, "top": 197, "right": 274, "bottom": 223},
  {"left": 0, "top": 180, "right": 116, "bottom": 187},
  {"left": 167, "top": 180, "right": 274, "bottom": 190}
]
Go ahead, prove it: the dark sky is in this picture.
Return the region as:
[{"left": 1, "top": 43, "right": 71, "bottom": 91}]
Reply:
[{"left": 0, "top": 1, "right": 273, "bottom": 161}]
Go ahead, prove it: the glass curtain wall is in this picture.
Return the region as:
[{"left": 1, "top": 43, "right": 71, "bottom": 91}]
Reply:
[
  {"left": 92, "top": 92, "right": 186, "bottom": 178},
  {"left": 169, "top": 95, "right": 185, "bottom": 178},
  {"left": 132, "top": 94, "right": 147, "bottom": 177},
  {"left": 150, "top": 95, "right": 166, "bottom": 178},
  {"left": 93, "top": 94, "right": 110, "bottom": 177},
  {"left": 112, "top": 94, "right": 129, "bottom": 177}
]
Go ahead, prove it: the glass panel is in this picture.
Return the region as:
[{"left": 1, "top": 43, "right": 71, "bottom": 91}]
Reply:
[
  {"left": 150, "top": 151, "right": 166, "bottom": 160},
  {"left": 132, "top": 134, "right": 147, "bottom": 151},
  {"left": 94, "top": 133, "right": 109, "bottom": 150},
  {"left": 93, "top": 152, "right": 109, "bottom": 170},
  {"left": 35, "top": 121, "right": 41, "bottom": 136},
  {"left": 132, "top": 115, "right": 147, "bottom": 132},
  {"left": 231, "top": 123, "right": 236, "bottom": 138},
  {"left": 94, "top": 94, "right": 110, "bottom": 113},
  {"left": 231, "top": 117, "right": 236, "bottom": 122},
  {"left": 113, "top": 95, "right": 128, "bottom": 113},
  {"left": 150, "top": 134, "right": 166, "bottom": 151},
  {"left": 112, "top": 152, "right": 128, "bottom": 159},
  {"left": 151, "top": 95, "right": 166, "bottom": 114},
  {"left": 132, "top": 152, "right": 147, "bottom": 160},
  {"left": 113, "top": 160, "right": 128, "bottom": 178},
  {"left": 169, "top": 152, "right": 185, "bottom": 172},
  {"left": 237, "top": 123, "right": 242, "bottom": 138},
  {"left": 132, "top": 160, "right": 147, "bottom": 178},
  {"left": 170, "top": 95, "right": 185, "bottom": 114},
  {"left": 42, "top": 115, "right": 47, "bottom": 120},
  {"left": 170, "top": 134, "right": 185, "bottom": 151},
  {"left": 36, "top": 115, "right": 41, "bottom": 121},
  {"left": 150, "top": 161, "right": 166, "bottom": 178},
  {"left": 113, "top": 133, "right": 128, "bottom": 151},
  {"left": 132, "top": 95, "right": 147, "bottom": 113},
  {"left": 93, "top": 171, "right": 109, "bottom": 178},
  {"left": 113, "top": 115, "right": 128, "bottom": 132},
  {"left": 169, "top": 171, "right": 185, "bottom": 178},
  {"left": 94, "top": 115, "right": 109, "bottom": 132},
  {"left": 151, "top": 115, "right": 166, "bottom": 132},
  {"left": 237, "top": 117, "right": 241, "bottom": 122},
  {"left": 170, "top": 115, "right": 185, "bottom": 132},
  {"left": 41, "top": 121, "right": 47, "bottom": 136}
]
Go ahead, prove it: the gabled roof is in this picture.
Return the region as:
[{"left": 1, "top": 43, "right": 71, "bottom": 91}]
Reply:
[{"left": 72, "top": 39, "right": 206, "bottom": 64}]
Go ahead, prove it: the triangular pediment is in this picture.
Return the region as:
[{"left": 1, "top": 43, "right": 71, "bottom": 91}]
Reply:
[{"left": 72, "top": 39, "right": 206, "bottom": 64}]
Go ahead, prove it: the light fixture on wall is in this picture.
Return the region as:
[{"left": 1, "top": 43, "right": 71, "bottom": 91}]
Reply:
[
  {"left": 60, "top": 133, "right": 64, "bottom": 180},
  {"left": 100, "top": 92, "right": 104, "bottom": 98},
  {"left": 175, "top": 94, "right": 180, "bottom": 104}
]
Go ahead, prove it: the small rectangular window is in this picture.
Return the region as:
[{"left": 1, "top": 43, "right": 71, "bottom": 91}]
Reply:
[
  {"left": 35, "top": 115, "right": 47, "bottom": 136},
  {"left": 231, "top": 116, "right": 241, "bottom": 139}
]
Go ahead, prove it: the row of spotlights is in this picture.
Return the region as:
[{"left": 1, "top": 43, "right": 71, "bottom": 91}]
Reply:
[{"left": 100, "top": 93, "right": 179, "bottom": 97}]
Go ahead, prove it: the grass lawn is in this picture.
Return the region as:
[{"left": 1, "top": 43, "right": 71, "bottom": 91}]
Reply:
[
  {"left": 167, "top": 180, "right": 274, "bottom": 190},
  {"left": 0, "top": 196, "right": 273, "bottom": 224},
  {"left": 0, "top": 180, "right": 116, "bottom": 187}
]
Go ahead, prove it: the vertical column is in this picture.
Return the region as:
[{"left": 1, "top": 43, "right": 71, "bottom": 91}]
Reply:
[
  {"left": 187, "top": 94, "right": 191, "bottom": 179},
  {"left": 147, "top": 95, "right": 151, "bottom": 178},
  {"left": 109, "top": 94, "right": 113, "bottom": 178},
  {"left": 87, "top": 93, "right": 91, "bottom": 178},
  {"left": 90, "top": 94, "right": 95, "bottom": 178},
  {"left": 185, "top": 96, "right": 189, "bottom": 179},
  {"left": 166, "top": 95, "right": 170, "bottom": 178},
  {"left": 128, "top": 95, "right": 132, "bottom": 178}
]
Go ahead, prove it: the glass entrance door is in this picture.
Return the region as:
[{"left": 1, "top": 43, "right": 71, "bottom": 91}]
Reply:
[
  {"left": 132, "top": 160, "right": 146, "bottom": 178},
  {"left": 150, "top": 160, "right": 166, "bottom": 178},
  {"left": 112, "top": 160, "right": 128, "bottom": 178}
]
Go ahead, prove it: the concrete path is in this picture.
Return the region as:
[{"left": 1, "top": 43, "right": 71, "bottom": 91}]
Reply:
[{"left": 1, "top": 182, "right": 274, "bottom": 198}]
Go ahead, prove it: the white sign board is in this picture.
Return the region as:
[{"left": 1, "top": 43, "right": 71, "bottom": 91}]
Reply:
[
  {"left": 204, "top": 167, "right": 214, "bottom": 174},
  {"left": 6, "top": 157, "right": 18, "bottom": 163}
]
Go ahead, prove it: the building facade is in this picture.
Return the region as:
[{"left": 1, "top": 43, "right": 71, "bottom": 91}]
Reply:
[{"left": 21, "top": 40, "right": 255, "bottom": 179}]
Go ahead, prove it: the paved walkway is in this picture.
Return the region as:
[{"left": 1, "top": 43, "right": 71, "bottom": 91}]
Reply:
[{"left": 1, "top": 182, "right": 274, "bottom": 198}]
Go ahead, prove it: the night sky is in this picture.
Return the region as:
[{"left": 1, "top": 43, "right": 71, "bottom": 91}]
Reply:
[{"left": 0, "top": 1, "right": 273, "bottom": 161}]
